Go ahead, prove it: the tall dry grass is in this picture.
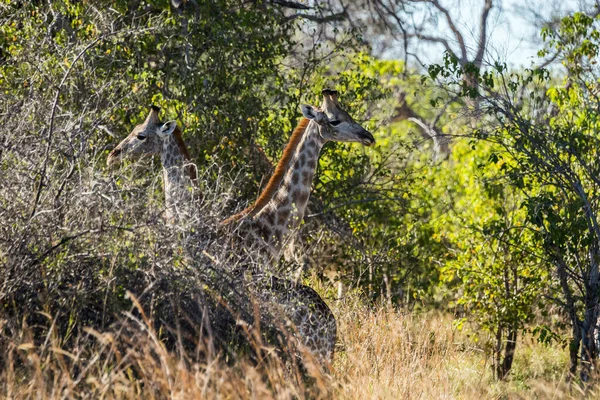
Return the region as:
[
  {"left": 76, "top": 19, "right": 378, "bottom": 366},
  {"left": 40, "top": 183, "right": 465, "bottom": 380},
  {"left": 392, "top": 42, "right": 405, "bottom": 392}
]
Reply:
[
  {"left": 331, "top": 292, "right": 583, "bottom": 400},
  {"left": 2, "top": 286, "right": 591, "bottom": 400},
  {"left": 1, "top": 294, "right": 331, "bottom": 400}
]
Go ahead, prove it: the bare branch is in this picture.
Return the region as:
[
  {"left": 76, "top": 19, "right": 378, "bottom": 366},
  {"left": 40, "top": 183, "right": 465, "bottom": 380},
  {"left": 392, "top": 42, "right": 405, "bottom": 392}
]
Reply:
[
  {"left": 474, "top": 0, "right": 493, "bottom": 68},
  {"left": 284, "top": 9, "right": 347, "bottom": 24},
  {"left": 30, "top": 34, "right": 107, "bottom": 220},
  {"left": 391, "top": 92, "right": 450, "bottom": 158},
  {"left": 409, "top": 33, "right": 455, "bottom": 56},
  {"left": 271, "top": 0, "right": 312, "bottom": 10},
  {"left": 420, "top": 0, "right": 468, "bottom": 62}
]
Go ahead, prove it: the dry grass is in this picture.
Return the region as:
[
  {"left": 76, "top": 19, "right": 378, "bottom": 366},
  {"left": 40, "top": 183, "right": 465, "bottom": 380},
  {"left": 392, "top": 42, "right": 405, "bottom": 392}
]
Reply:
[
  {"left": 2, "top": 286, "right": 595, "bottom": 400},
  {"left": 329, "top": 291, "right": 592, "bottom": 400}
]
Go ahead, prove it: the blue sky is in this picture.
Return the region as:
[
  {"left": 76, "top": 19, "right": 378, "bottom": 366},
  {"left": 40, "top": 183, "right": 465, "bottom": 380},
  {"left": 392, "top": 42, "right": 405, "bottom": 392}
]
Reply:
[
  {"left": 485, "top": 0, "right": 549, "bottom": 67},
  {"left": 385, "top": 0, "right": 589, "bottom": 69}
]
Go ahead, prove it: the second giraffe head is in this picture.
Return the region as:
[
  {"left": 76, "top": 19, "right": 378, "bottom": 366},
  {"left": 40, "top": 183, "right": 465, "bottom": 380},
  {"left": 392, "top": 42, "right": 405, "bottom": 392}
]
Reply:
[{"left": 107, "top": 106, "right": 179, "bottom": 167}]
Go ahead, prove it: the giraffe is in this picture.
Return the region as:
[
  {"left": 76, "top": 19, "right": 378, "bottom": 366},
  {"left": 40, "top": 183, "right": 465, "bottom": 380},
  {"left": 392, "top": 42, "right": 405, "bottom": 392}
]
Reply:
[
  {"left": 219, "top": 89, "right": 374, "bottom": 361},
  {"left": 107, "top": 105, "right": 339, "bottom": 365},
  {"left": 107, "top": 106, "right": 197, "bottom": 222},
  {"left": 221, "top": 89, "right": 375, "bottom": 259}
]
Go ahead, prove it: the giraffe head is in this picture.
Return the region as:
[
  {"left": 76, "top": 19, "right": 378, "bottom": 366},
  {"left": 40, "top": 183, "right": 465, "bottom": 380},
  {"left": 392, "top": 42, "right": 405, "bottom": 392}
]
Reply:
[
  {"left": 107, "top": 106, "right": 178, "bottom": 167},
  {"left": 300, "top": 89, "right": 375, "bottom": 146}
]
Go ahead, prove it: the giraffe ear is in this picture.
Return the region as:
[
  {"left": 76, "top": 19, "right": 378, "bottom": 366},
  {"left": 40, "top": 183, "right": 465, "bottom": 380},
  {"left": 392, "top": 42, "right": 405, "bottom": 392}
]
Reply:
[
  {"left": 160, "top": 120, "right": 177, "bottom": 136},
  {"left": 301, "top": 104, "right": 326, "bottom": 123}
]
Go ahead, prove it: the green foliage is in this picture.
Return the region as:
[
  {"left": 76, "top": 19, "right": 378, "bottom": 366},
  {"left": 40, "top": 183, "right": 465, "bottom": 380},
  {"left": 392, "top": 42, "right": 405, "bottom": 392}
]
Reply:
[
  {"left": 436, "top": 139, "right": 547, "bottom": 341},
  {"left": 421, "top": 9, "right": 600, "bottom": 378},
  {"left": 302, "top": 58, "right": 453, "bottom": 304}
]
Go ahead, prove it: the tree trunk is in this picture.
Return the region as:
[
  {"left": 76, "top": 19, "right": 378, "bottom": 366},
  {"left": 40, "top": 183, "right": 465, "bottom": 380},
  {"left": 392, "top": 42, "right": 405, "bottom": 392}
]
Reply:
[
  {"left": 498, "top": 326, "right": 517, "bottom": 380},
  {"left": 383, "top": 272, "right": 392, "bottom": 307},
  {"left": 493, "top": 326, "right": 503, "bottom": 380},
  {"left": 594, "top": 305, "right": 600, "bottom": 357},
  {"left": 462, "top": 71, "right": 480, "bottom": 108},
  {"left": 580, "top": 244, "right": 600, "bottom": 382},
  {"left": 580, "top": 289, "right": 599, "bottom": 382},
  {"left": 368, "top": 262, "right": 373, "bottom": 299},
  {"left": 569, "top": 329, "right": 582, "bottom": 380},
  {"left": 390, "top": 92, "right": 450, "bottom": 159},
  {"left": 554, "top": 250, "right": 581, "bottom": 378},
  {"left": 493, "top": 325, "right": 517, "bottom": 380}
]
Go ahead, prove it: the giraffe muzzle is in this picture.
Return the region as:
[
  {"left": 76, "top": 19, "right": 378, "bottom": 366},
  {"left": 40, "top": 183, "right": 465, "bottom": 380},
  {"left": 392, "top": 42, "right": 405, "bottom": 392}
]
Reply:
[
  {"left": 359, "top": 129, "right": 375, "bottom": 146},
  {"left": 107, "top": 148, "right": 122, "bottom": 167}
]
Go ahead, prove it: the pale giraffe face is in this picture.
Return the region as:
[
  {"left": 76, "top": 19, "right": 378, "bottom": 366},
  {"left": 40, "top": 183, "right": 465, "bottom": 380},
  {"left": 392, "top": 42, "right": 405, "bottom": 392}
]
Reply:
[
  {"left": 300, "top": 89, "right": 375, "bottom": 146},
  {"left": 107, "top": 106, "right": 175, "bottom": 167}
]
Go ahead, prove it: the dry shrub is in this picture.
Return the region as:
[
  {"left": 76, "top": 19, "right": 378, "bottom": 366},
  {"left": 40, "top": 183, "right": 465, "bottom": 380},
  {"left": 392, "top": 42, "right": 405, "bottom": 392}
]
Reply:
[
  {"left": 0, "top": 296, "right": 331, "bottom": 399},
  {"left": 0, "top": 91, "right": 332, "bottom": 396}
]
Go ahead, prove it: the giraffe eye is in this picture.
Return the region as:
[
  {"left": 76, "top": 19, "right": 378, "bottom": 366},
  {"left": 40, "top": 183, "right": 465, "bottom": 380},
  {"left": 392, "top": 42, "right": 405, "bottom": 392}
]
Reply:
[
  {"left": 329, "top": 120, "right": 341, "bottom": 126},
  {"left": 137, "top": 134, "right": 147, "bottom": 141}
]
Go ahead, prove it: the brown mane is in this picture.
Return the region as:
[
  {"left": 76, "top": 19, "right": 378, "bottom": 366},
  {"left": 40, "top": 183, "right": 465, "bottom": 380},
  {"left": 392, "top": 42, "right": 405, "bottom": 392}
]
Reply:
[
  {"left": 221, "top": 117, "right": 311, "bottom": 225},
  {"left": 173, "top": 126, "right": 198, "bottom": 182}
]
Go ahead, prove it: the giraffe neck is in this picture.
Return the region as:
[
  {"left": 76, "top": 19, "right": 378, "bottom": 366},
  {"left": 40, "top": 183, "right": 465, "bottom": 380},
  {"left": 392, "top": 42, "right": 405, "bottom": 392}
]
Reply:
[
  {"left": 252, "top": 121, "right": 323, "bottom": 253},
  {"left": 160, "top": 129, "right": 192, "bottom": 221}
]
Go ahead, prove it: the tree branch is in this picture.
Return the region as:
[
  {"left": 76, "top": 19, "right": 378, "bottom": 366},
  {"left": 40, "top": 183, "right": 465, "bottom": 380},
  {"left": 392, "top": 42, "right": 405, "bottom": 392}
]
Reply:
[
  {"left": 284, "top": 9, "right": 347, "bottom": 24},
  {"left": 271, "top": 0, "right": 311, "bottom": 10},
  {"left": 391, "top": 92, "right": 450, "bottom": 158},
  {"left": 410, "top": 33, "right": 455, "bottom": 56},
  {"left": 474, "top": 0, "right": 493, "bottom": 68},
  {"left": 427, "top": 0, "right": 468, "bottom": 62},
  {"left": 30, "top": 34, "right": 107, "bottom": 219}
]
